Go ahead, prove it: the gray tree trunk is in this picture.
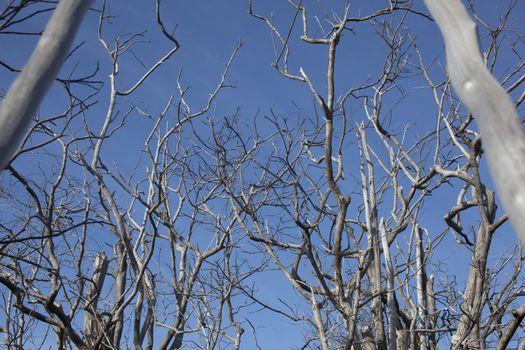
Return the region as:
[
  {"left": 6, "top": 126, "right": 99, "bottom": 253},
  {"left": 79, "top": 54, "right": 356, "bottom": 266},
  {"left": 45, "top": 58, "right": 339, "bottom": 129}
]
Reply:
[
  {"left": 423, "top": 0, "right": 525, "bottom": 243},
  {"left": 0, "top": 0, "right": 94, "bottom": 170}
]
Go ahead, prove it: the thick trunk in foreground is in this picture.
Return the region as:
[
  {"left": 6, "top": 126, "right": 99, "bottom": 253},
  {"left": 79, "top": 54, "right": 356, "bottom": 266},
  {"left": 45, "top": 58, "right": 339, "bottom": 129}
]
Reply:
[{"left": 0, "top": 0, "right": 94, "bottom": 170}]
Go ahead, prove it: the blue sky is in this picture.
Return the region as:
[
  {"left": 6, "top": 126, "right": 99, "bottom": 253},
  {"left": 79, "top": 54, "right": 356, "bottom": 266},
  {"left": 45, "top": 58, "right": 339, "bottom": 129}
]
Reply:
[{"left": 1, "top": 0, "right": 524, "bottom": 349}]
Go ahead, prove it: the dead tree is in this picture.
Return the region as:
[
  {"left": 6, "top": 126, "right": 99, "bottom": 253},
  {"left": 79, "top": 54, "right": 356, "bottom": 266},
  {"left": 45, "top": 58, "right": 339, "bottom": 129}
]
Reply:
[
  {"left": 0, "top": 0, "right": 94, "bottom": 170},
  {"left": 423, "top": 0, "right": 525, "bottom": 244}
]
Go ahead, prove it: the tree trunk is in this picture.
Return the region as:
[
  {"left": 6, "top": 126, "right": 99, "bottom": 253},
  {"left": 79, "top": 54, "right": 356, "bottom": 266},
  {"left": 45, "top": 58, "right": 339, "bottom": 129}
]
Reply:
[{"left": 0, "top": 0, "right": 94, "bottom": 170}]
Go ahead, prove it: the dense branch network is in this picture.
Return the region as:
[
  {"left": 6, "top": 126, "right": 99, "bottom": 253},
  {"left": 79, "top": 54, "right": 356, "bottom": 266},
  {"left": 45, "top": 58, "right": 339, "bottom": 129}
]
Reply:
[{"left": 0, "top": 1, "right": 524, "bottom": 349}]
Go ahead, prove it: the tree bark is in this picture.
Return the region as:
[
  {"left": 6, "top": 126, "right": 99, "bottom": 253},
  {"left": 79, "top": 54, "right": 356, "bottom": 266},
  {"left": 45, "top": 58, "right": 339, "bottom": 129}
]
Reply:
[
  {"left": 380, "top": 220, "right": 397, "bottom": 350},
  {"left": 0, "top": 0, "right": 93, "bottom": 170},
  {"left": 415, "top": 226, "right": 428, "bottom": 350},
  {"left": 423, "top": 0, "right": 525, "bottom": 243},
  {"left": 83, "top": 252, "right": 109, "bottom": 347}
]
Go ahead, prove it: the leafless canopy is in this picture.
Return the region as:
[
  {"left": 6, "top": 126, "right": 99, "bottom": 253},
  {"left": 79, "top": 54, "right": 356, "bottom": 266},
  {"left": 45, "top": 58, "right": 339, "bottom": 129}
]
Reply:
[{"left": 0, "top": 1, "right": 524, "bottom": 349}]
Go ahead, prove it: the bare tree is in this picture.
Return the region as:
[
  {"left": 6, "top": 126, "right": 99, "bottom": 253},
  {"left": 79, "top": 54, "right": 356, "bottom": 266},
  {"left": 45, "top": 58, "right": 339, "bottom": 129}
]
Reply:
[
  {"left": 0, "top": 2, "right": 254, "bottom": 349},
  {"left": 0, "top": 0, "right": 94, "bottom": 170},
  {"left": 1, "top": 1, "right": 524, "bottom": 349},
  {"left": 423, "top": 0, "right": 525, "bottom": 246},
  {"left": 224, "top": 1, "right": 524, "bottom": 349},
  {"left": 420, "top": 1, "right": 525, "bottom": 346}
]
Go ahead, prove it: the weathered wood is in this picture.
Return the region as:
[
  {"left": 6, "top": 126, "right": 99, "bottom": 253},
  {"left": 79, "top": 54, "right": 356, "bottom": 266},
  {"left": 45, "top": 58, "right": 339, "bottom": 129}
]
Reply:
[
  {"left": 423, "top": 0, "right": 525, "bottom": 243},
  {"left": 496, "top": 302, "right": 525, "bottom": 350},
  {"left": 0, "top": 0, "right": 94, "bottom": 170},
  {"left": 83, "top": 252, "right": 109, "bottom": 348},
  {"left": 380, "top": 219, "right": 398, "bottom": 350},
  {"left": 415, "top": 226, "right": 428, "bottom": 350}
]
